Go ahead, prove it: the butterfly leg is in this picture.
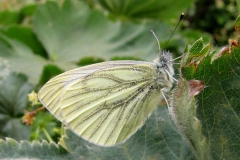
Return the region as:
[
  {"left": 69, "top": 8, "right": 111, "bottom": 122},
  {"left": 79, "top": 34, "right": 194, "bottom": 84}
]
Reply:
[
  {"left": 160, "top": 89, "right": 170, "bottom": 109},
  {"left": 161, "top": 89, "right": 174, "bottom": 120}
]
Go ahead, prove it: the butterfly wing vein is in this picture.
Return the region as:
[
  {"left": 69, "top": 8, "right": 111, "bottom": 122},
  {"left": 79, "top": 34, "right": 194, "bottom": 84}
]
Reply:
[{"left": 38, "top": 61, "right": 169, "bottom": 146}]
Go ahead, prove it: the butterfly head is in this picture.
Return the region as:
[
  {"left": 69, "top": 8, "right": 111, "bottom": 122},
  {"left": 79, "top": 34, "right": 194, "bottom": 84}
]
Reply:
[{"left": 153, "top": 50, "right": 174, "bottom": 79}]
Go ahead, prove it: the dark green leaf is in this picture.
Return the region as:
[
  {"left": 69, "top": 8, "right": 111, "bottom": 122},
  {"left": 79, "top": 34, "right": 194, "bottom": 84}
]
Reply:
[
  {"left": 30, "top": 111, "right": 61, "bottom": 142},
  {"left": 0, "top": 106, "right": 195, "bottom": 159},
  {"left": 110, "top": 56, "right": 142, "bottom": 61},
  {"left": 0, "top": 72, "right": 33, "bottom": 140},
  {"left": 97, "top": 0, "right": 194, "bottom": 20},
  {"left": 77, "top": 56, "right": 105, "bottom": 66},
  {"left": 38, "top": 64, "right": 63, "bottom": 86},
  {"left": 177, "top": 25, "right": 240, "bottom": 159},
  {"left": 2, "top": 26, "right": 47, "bottom": 57},
  {"left": 20, "top": 4, "right": 37, "bottom": 16},
  {"left": 0, "top": 10, "right": 21, "bottom": 25}
]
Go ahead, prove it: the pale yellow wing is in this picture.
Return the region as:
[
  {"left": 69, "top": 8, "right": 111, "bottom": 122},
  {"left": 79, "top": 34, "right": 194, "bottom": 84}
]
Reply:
[
  {"left": 38, "top": 61, "right": 149, "bottom": 121},
  {"left": 38, "top": 61, "right": 172, "bottom": 146}
]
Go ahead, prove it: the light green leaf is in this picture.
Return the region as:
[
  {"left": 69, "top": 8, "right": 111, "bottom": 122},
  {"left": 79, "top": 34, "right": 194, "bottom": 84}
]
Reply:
[
  {"left": 0, "top": 0, "right": 185, "bottom": 84},
  {"left": 0, "top": 34, "right": 47, "bottom": 83},
  {"left": 33, "top": 0, "right": 184, "bottom": 71},
  {"left": 0, "top": 138, "right": 68, "bottom": 160},
  {"left": 170, "top": 79, "right": 210, "bottom": 160}
]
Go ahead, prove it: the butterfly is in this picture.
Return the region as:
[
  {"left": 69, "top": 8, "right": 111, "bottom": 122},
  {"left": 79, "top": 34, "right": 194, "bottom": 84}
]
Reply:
[{"left": 38, "top": 49, "right": 175, "bottom": 146}]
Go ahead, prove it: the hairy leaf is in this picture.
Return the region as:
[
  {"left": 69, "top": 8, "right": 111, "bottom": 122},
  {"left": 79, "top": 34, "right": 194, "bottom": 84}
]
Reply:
[{"left": 172, "top": 17, "right": 240, "bottom": 159}]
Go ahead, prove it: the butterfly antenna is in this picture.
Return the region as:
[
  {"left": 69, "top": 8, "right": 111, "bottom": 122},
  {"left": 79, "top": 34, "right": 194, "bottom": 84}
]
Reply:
[
  {"left": 165, "top": 13, "right": 184, "bottom": 46},
  {"left": 151, "top": 30, "right": 161, "bottom": 53}
]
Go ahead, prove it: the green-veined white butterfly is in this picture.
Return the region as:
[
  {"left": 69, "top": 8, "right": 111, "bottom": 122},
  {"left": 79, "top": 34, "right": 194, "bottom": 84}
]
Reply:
[
  {"left": 37, "top": 13, "right": 186, "bottom": 145},
  {"left": 38, "top": 50, "right": 175, "bottom": 146}
]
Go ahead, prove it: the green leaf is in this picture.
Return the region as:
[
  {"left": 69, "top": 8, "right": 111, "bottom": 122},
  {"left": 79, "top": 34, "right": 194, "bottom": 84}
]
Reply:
[
  {"left": 97, "top": 0, "right": 194, "bottom": 20},
  {"left": 110, "top": 56, "right": 142, "bottom": 61},
  {"left": 0, "top": 0, "right": 185, "bottom": 84},
  {"left": 30, "top": 111, "right": 61, "bottom": 142},
  {"left": 174, "top": 25, "right": 240, "bottom": 159},
  {"left": 0, "top": 106, "right": 196, "bottom": 159},
  {"left": 0, "top": 58, "right": 10, "bottom": 84},
  {"left": 20, "top": 4, "right": 37, "bottom": 17},
  {"left": 180, "top": 38, "right": 211, "bottom": 78},
  {"left": 0, "top": 138, "right": 68, "bottom": 159},
  {"left": 0, "top": 34, "right": 47, "bottom": 83},
  {"left": 38, "top": 64, "right": 63, "bottom": 87},
  {"left": 0, "top": 10, "right": 21, "bottom": 25},
  {"left": 77, "top": 56, "right": 105, "bottom": 66},
  {"left": 2, "top": 26, "right": 48, "bottom": 57},
  {"left": 180, "top": 29, "right": 213, "bottom": 44},
  {"left": 33, "top": 0, "right": 184, "bottom": 71},
  {"left": 170, "top": 79, "right": 210, "bottom": 160},
  {"left": 0, "top": 72, "right": 33, "bottom": 140}
]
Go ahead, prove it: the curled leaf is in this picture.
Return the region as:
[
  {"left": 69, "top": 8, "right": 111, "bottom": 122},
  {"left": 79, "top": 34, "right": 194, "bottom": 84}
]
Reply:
[{"left": 187, "top": 80, "right": 205, "bottom": 98}]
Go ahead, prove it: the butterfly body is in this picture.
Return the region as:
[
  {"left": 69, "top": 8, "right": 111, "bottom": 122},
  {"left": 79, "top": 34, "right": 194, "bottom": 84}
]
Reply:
[{"left": 38, "top": 51, "right": 174, "bottom": 146}]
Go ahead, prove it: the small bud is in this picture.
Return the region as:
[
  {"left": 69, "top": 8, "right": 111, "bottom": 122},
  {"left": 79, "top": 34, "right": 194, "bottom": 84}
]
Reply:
[{"left": 28, "top": 91, "right": 38, "bottom": 106}]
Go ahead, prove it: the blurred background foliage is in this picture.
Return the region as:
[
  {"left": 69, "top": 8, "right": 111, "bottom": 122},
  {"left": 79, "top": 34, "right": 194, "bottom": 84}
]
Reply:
[{"left": 0, "top": 0, "right": 238, "bottom": 145}]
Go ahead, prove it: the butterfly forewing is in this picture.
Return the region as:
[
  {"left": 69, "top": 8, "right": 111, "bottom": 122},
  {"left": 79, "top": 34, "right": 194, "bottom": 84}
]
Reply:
[
  {"left": 60, "top": 64, "right": 165, "bottom": 146},
  {"left": 38, "top": 61, "right": 171, "bottom": 146},
  {"left": 38, "top": 61, "right": 152, "bottom": 122}
]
